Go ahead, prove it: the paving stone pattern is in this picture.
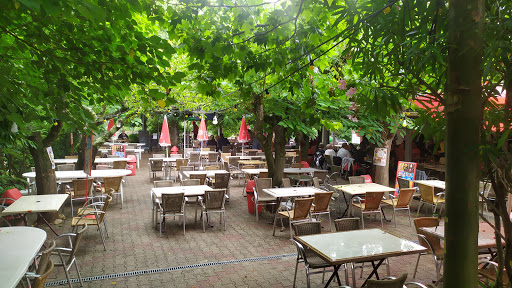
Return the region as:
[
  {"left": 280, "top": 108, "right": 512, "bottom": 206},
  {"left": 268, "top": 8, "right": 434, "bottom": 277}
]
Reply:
[{"left": 33, "top": 154, "right": 441, "bottom": 287}]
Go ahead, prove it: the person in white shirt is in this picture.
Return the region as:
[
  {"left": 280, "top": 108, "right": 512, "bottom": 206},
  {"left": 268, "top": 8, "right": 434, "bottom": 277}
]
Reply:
[
  {"left": 324, "top": 144, "right": 337, "bottom": 158},
  {"left": 337, "top": 143, "right": 352, "bottom": 159}
]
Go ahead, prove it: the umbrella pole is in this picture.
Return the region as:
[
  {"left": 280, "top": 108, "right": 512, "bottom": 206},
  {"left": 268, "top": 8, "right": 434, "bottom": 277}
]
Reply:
[{"left": 183, "top": 121, "right": 186, "bottom": 152}]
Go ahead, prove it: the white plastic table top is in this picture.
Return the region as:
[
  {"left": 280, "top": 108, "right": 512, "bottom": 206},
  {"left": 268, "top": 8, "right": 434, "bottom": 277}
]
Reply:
[
  {"left": 104, "top": 142, "right": 145, "bottom": 147},
  {"left": 54, "top": 158, "right": 130, "bottom": 164},
  {"left": 22, "top": 169, "right": 132, "bottom": 179},
  {"left": 262, "top": 186, "right": 325, "bottom": 198},
  {"left": 283, "top": 167, "right": 322, "bottom": 174},
  {"left": 1, "top": 194, "right": 68, "bottom": 215},
  {"left": 151, "top": 185, "right": 214, "bottom": 199},
  {"left": 295, "top": 229, "right": 427, "bottom": 266},
  {"left": 333, "top": 183, "right": 396, "bottom": 196},
  {"left": 414, "top": 180, "right": 446, "bottom": 189},
  {"left": 241, "top": 168, "right": 268, "bottom": 175},
  {"left": 98, "top": 148, "right": 144, "bottom": 153},
  {"left": 226, "top": 155, "right": 265, "bottom": 160},
  {"left": 0, "top": 227, "right": 47, "bottom": 288},
  {"left": 148, "top": 157, "right": 180, "bottom": 162},
  {"left": 183, "top": 170, "right": 229, "bottom": 178}
]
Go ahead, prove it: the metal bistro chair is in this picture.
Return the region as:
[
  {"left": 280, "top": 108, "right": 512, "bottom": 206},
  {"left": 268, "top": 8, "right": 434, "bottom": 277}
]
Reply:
[
  {"left": 311, "top": 191, "right": 334, "bottom": 231},
  {"left": 149, "top": 159, "right": 165, "bottom": 180},
  {"left": 66, "top": 179, "right": 95, "bottom": 217},
  {"left": 179, "top": 166, "right": 194, "bottom": 182},
  {"left": 274, "top": 197, "right": 314, "bottom": 239},
  {"left": 413, "top": 217, "right": 443, "bottom": 283},
  {"left": 348, "top": 176, "right": 365, "bottom": 184},
  {"left": 189, "top": 173, "right": 207, "bottom": 185},
  {"left": 365, "top": 273, "right": 408, "bottom": 288},
  {"left": 71, "top": 196, "right": 112, "bottom": 251},
  {"left": 382, "top": 188, "right": 416, "bottom": 227},
  {"left": 158, "top": 192, "right": 186, "bottom": 236},
  {"left": 188, "top": 152, "right": 201, "bottom": 169},
  {"left": 199, "top": 189, "right": 227, "bottom": 232},
  {"left": 152, "top": 180, "right": 175, "bottom": 224},
  {"left": 210, "top": 172, "right": 230, "bottom": 199},
  {"left": 97, "top": 176, "right": 124, "bottom": 208},
  {"left": 416, "top": 183, "right": 445, "bottom": 216},
  {"left": 350, "top": 191, "right": 385, "bottom": 229},
  {"left": 52, "top": 224, "right": 88, "bottom": 288},
  {"left": 254, "top": 178, "right": 278, "bottom": 222}
]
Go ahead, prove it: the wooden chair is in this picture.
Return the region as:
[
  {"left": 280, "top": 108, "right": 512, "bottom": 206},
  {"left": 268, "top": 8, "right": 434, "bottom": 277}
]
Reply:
[
  {"left": 199, "top": 189, "right": 227, "bottom": 232},
  {"left": 350, "top": 191, "right": 384, "bottom": 228},
  {"left": 416, "top": 183, "right": 445, "bottom": 216},
  {"left": 311, "top": 192, "right": 334, "bottom": 231},
  {"left": 254, "top": 178, "right": 278, "bottom": 222},
  {"left": 382, "top": 188, "right": 415, "bottom": 227},
  {"left": 413, "top": 217, "right": 443, "bottom": 282},
  {"left": 274, "top": 197, "right": 314, "bottom": 239},
  {"left": 52, "top": 225, "right": 88, "bottom": 287},
  {"left": 71, "top": 196, "right": 112, "bottom": 250},
  {"left": 158, "top": 193, "right": 186, "bottom": 236}
]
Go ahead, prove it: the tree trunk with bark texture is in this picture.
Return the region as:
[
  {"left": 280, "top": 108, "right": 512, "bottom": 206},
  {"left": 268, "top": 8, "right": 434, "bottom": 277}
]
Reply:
[
  {"left": 28, "top": 122, "right": 63, "bottom": 223},
  {"left": 170, "top": 118, "right": 179, "bottom": 149},
  {"left": 297, "top": 132, "right": 309, "bottom": 164},
  {"left": 444, "top": 0, "right": 483, "bottom": 286},
  {"left": 374, "top": 137, "right": 394, "bottom": 186}
]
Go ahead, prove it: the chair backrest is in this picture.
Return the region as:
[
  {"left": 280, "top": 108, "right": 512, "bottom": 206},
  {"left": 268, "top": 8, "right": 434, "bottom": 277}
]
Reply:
[
  {"left": 221, "top": 153, "right": 231, "bottom": 162},
  {"left": 181, "top": 179, "right": 201, "bottom": 186},
  {"left": 213, "top": 173, "right": 230, "bottom": 189},
  {"left": 366, "top": 273, "right": 408, "bottom": 288},
  {"left": 285, "top": 156, "right": 295, "bottom": 165},
  {"left": 242, "top": 165, "right": 256, "bottom": 169},
  {"left": 107, "top": 154, "right": 120, "bottom": 158},
  {"left": 36, "top": 239, "right": 56, "bottom": 276},
  {"left": 64, "top": 155, "right": 78, "bottom": 159},
  {"left": 418, "top": 183, "right": 435, "bottom": 204},
  {"left": 258, "top": 171, "right": 268, "bottom": 178},
  {"left": 324, "top": 155, "right": 333, "bottom": 167},
  {"left": 207, "top": 146, "right": 217, "bottom": 151},
  {"left": 189, "top": 152, "right": 200, "bottom": 162},
  {"left": 57, "top": 164, "right": 75, "bottom": 171},
  {"left": 32, "top": 259, "right": 54, "bottom": 288},
  {"left": 154, "top": 180, "right": 175, "bottom": 188},
  {"left": 312, "top": 191, "right": 333, "bottom": 212},
  {"left": 71, "top": 179, "right": 94, "bottom": 197},
  {"left": 222, "top": 146, "right": 231, "bottom": 153},
  {"left": 291, "top": 163, "right": 305, "bottom": 168},
  {"left": 361, "top": 174, "right": 373, "bottom": 183},
  {"left": 341, "top": 157, "right": 354, "bottom": 170},
  {"left": 68, "top": 224, "right": 88, "bottom": 264},
  {"left": 201, "top": 148, "right": 210, "bottom": 152},
  {"left": 170, "top": 154, "right": 183, "bottom": 158},
  {"left": 479, "top": 180, "right": 493, "bottom": 197},
  {"left": 334, "top": 218, "right": 361, "bottom": 231},
  {"left": 248, "top": 150, "right": 258, "bottom": 156},
  {"left": 255, "top": 178, "right": 272, "bottom": 196},
  {"left": 364, "top": 191, "right": 384, "bottom": 211},
  {"left": 161, "top": 193, "right": 185, "bottom": 213},
  {"left": 282, "top": 178, "right": 291, "bottom": 188},
  {"left": 222, "top": 161, "right": 230, "bottom": 172},
  {"left": 176, "top": 158, "right": 189, "bottom": 170},
  {"left": 228, "top": 156, "right": 240, "bottom": 166},
  {"left": 292, "top": 221, "right": 322, "bottom": 236},
  {"left": 103, "top": 177, "right": 122, "bottom": 193},
  {"left": 112, "top": 160, "right": 127, "bottom": 169},
  {"left": 1, "top": 188, "right": 23, "bottom": 205},
  {"left": 190, "top": 173, "right": 207, "bottom": 185},
  {"left": 150, "top": 159, "right": 164, "bottom": 171},
  {"left": 414, "top": 217, "right": 442, "bottom": 253},
  {"left": 397, "top": 177, "right": 411, "bottom": 189},
  {"left": 208, "top": 152, "right": 218, "bottom": 162},
  {"left": 312, "top": 170, "right": 328, "bottom": 182},
  {"left": 312, "top": 177, "right": 320, "bottom": 188},
  {"left": 205, "top": 165, "right": 220, "bottom": 170},
  {"left": 291, "top": 197, "right": 314, "bottom": 220},
  {"left": 203, "top": 189, "right": 226, "bottom": 210},
  {"left": 349, "top": 176, "right": 365, "bottom": 184},
  {"left": 396, "top": 188, "right": 416, "bottom": 208},
  {"left": 153, "top": 154, "right": 165, "bottom": 158}
]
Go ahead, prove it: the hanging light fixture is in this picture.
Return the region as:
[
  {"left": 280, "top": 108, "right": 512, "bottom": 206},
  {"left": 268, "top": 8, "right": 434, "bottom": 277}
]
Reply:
[
  {"left": 11, "top": 122, "right": 18, "bottom": 133},
  {"left": 212, "top": 114, "right": 218, "bottom": 125}
]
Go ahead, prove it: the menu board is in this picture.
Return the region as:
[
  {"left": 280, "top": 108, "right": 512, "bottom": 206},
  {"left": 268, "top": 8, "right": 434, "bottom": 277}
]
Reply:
[
  {"left": 395, "top": 161, "right": 417, "bottom": 189},
  {"left": 373, "top": 148, "right": 388, "bottom": 167},
  {"left": 111, "top": 144, "right": 126, "bottom": 158}
]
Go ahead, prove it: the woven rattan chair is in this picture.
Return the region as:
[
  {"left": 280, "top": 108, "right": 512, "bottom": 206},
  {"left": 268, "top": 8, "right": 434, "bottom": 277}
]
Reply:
[
  {"left": 154, "top": 180, "right": 175, "bottom": 188},
  {"left": 397, "top": 177, "right": 411, "bottom": 189},
  {"left": 71, "top": 196, "right": 112, "bottom": 250},
  {"left": 188, "top": 152, "right": 201, "bottom": 169},
  {"left": 31, "top": 259, "right": 54, "bottom": 288},
  {"left": 478, "top": 260, "right": 510, "bottom": 287},
  {"left": 348, "top": 176, "right": 365, "bottom": 184},
  {"left": 312, "top": 170, "right": 328, "bottom": 185},
  {"left": 179, "top": 166, "right": 194, "bottom": 182},
  {"left": 181, "top": 179, "right": 200, "bottom": 186},
  {"left": 25, "top": 240, "right": 56, "bottom": 288},
  {"left": 274, "top": 197, "right": 314, "bottom": 238},
  {"left": 311, "top": 192, "right": 334, "bottom": 231},
  {"left": 152, "top": 154, "right": 165, "bottom": 158},
  {"left": 254, "top": 178, "right": 278, "bottom": 222},
  {"left": 211, "top": 172, "right": 230, "bottom": 198},
  {"left": 158, "top": 193, "right": 186, "bottom": 236},
  {"left": 206, "top": 152, "right": 219, "bottom": 166},
  {"left": 112, "top": 160, "right": 127, "bottom": 169},
  {"left": 292, "top": 163, "right": 305, "bottom": 168},
  {"left": 204, "top": 165, "right": 220, "bottom": 170},
  {"left": 258, "top": 171, "right": 269, "bottom": 178},
  {"left": 52, "top": 225, "right": 88, "bottom": 288},
  {"left": 149, "top": 159, "right": 165, "bottom": 180},
  {"left": 57, "top": 164, "right": 75, "bottom": 192},
  {"left": 416, "top": 183, "right": 445, "bottom": 216},
  {"left": 222, "top": 146, "right": 231, "bottom": 153},
  {"left": 282, "top": 178, "right": 292, "bottom": 188},
  {"left": 98, "top": 176, "right": 124, "bottom": 208},
  {"left": 199, "top": 189, "right": 227, "bottom": 232},
  {"left": 365, "top": 273, "right": 407, "bottom": 288},
  {"left": 175, "top": 158, "right": 189, "bottom": 172},
  {"left": 292, "top": 221, "right": 322, "bottom": 236},
  {"left": 350, "top": 191, "right": 384, "bottom": 228},
  {"left": 413, "top": 217, "right": 443, "bottom": 282},
  {"left": 334, "top": 218, "right": 361, "bottom": 232},
  {"left": 382, "top": 188, "right": 415, "bottom": 227},
  {"left": 190, "top": 173, "right": 207, "bottom": 185},
  {"left": 66, "top": 179, "right": 94, "bottom": 217}
]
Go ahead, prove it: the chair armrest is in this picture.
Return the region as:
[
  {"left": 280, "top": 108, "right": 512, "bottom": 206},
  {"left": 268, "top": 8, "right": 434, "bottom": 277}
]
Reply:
[
  {"left": 74, "top": 211, "right": 105, "bottom": 225},
  {"left": 404, "top": 282, "right": 430, "bottom": 288},
  {"left": 416, "top": 234, "right": 441, "bottom": 261},
  {"left": 352, "top": 196, "right": 363, "bottom": 205}
]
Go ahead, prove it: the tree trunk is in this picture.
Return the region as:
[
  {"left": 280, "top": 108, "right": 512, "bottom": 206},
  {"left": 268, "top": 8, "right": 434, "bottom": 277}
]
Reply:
[
  {"left": 28, "top": 122, "right": 63, "bottom": 224},
  {"left": 170, "top": 118, "right": 179, "bottom": 149},
  {"left": 272, "top": 125, "right": 287, "bottom": 187},
  {"left": 297, "top": 132, "right": 309, "bottom": 164},
  {"left": 444, "top": 0, "right": 483, "bottom": 286},
  {"left": 374, "top": 138, "right": 393, "bottom": 186}
]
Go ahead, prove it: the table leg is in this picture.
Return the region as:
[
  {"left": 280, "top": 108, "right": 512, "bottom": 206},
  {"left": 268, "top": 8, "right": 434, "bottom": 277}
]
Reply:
[
  {"left": 381, "top": 207, "right": 391, "bottom": 222},
  {"left": 340, "top": 192, "right": 350, "bottom": 218},
  {"left": 37, "top": 212, "right": 60, "bottom": 236},
  {"left": 361, "top": 258, "right": 385, "bottom": 287},
  {"left": 324, "top": 264, "right": 341, "bottom": 287}
]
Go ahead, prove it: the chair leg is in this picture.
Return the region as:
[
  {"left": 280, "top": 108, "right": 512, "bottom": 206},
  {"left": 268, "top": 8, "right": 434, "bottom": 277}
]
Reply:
[
  {"left": 255, "top": 201, "right": 259, "bottom": 222},
  {"left": 202, "top": 211, "right": 206, "bottom": 233},
  {"left": 289, "top": 220, "right": 293, "bottom": 239},
  {"left": 98, "top": 226, "right": 107, "bottom": 251},
  {"left": 59, "top": 252, "right": 73, "bottom": 288},
  {"left": 413, "top": 253, "right": 422, "bottom": 278},
  {"left": 182, "top": 212, "right": 186, "bottom": 236},
  {"left": 392, "top": 208, "right": 397, "bottom": 227},
  {"left": 351, "top": 263, "right": 357, "bottom": 288},
  {"left": 160, "top": 216, "right": 163, "bottom": 237},
  {"left": 293, "top": 258, "right": 299, "bottom": 288},
  {"left": 103, "top": 219, "right": 109, "bottom": 238},
  {"left": 416, "top": 201, "right": 423, "bottom": 217},
  {"left": 272, "top": 212, "right": 278, "bottom": 236},
  {"left": 223, "top": 211, "right": 226, "bottom": 231},
  {"left": 328, "top": 212, "right": 332, "bottom": 232},
  {"left": 360, "top": 212, "right": 365, "bottom": 229},
  {"left": 74, "top": 257, "right": 84, "bottom": 286},
  {"left": 120, "top": 186, "right": 124, "bottom": 209},
  {"left": 407, "top": 208, "right": 412, "bottom": 226}
]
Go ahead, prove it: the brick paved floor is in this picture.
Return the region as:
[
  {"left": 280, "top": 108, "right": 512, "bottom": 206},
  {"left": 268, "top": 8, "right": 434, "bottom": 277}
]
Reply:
[{"left": 24, "top": 154, "right": 444, "bottom": 287}]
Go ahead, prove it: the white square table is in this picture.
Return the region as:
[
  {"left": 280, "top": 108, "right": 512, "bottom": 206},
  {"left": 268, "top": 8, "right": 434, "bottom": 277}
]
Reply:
[
  {"left": 183, "top": 170, "right": 229, "bottom": 179},
  {"left": 333, "top": 183, "right": 396, "bottom": 217},
  {"left": 0, "top": 227, "right": 47, "bottom": 288},
  {"left": 1, "top": 194, "right": 68, "bottom": 235},
  {"left": 414, "top": 180, "right": 446, "bottom": 190},
  {"left": 240, "top": 168, "right": 268, "bottom": 177},
  {"left": 295, "top": 229, "right": 427, "bottom": 287}
]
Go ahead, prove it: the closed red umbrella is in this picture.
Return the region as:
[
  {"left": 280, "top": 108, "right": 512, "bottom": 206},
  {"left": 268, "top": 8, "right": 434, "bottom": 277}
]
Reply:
[
  {"left": 159, "top": 115, "right": 171, "bottom": 157},
  {"left": 238, "top": 117, "right": 249, "bottom": 154}
]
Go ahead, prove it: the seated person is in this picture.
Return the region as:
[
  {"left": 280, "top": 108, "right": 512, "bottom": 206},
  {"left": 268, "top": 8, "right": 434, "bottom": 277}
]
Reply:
[
  {"left": 324, "top": 144, "right": 337, "bottom": 158},
  {"left": 217, "top": 133, "right": 230, "bottom": 151},
  {"left": 117, "top": 130, "right": 129, "bottom": 142},
  {"left": 337, "top": 143, "right": 352, "bottom": 159},
  {"left": 206, "top": 135, "right": 217, "bottom": 147}
]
